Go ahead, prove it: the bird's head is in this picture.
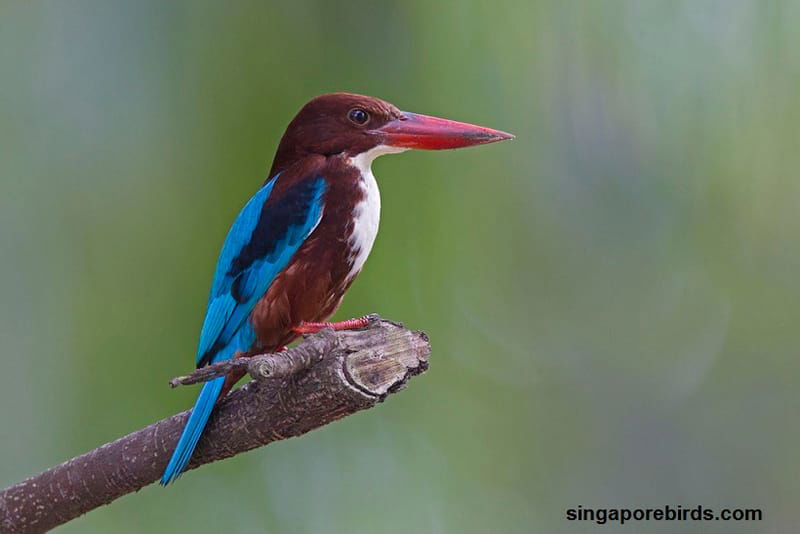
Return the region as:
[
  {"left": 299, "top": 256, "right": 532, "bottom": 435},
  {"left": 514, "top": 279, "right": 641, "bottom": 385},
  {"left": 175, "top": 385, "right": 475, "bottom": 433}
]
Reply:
[{"left": 270, "top": 93, "right": 513, "bottom": 175}]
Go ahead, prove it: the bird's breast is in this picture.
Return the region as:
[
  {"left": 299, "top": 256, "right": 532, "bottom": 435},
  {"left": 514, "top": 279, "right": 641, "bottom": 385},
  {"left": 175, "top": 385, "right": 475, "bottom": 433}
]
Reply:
[
  {"left": 345, "top": 166, "right": 381, "bottom": 282},
  {"left": 248, "top": 155, "right": 382, "bottom": 349}
]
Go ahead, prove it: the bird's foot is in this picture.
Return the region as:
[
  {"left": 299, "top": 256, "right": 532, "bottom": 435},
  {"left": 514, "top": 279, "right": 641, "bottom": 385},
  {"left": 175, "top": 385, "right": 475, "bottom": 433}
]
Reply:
[{"left": 292, "top": 315, "right": 372, "bottom": 335}]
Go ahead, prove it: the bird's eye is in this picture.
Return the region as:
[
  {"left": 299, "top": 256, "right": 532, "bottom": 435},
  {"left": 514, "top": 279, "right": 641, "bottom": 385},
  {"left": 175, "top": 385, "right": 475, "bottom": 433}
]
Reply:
[{"left": 348, "top": 108, "right": 369, "bottom": 125}]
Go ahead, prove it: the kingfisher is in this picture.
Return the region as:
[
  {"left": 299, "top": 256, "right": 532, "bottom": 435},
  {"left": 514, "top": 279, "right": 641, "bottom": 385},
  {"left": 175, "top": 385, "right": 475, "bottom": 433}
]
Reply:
[{"left": 161, "top": 93, "right": 513, "bottom": 484}]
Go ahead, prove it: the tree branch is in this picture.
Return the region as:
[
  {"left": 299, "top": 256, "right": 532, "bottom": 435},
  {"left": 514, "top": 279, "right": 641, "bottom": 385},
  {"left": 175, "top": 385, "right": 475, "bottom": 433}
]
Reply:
[{"left": 0, "top": 319, "right": 430, "bottom": 534}]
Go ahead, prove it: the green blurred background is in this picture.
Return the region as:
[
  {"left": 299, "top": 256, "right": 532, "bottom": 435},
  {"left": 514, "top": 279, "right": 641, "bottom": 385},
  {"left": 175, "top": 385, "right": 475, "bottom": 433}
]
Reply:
[{"left": 1, "top": 1, "right": 799, "bottom": 532}]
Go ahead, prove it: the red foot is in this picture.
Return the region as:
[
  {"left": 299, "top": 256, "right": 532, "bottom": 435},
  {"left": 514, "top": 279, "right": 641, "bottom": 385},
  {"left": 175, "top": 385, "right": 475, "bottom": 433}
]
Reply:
[{"left": 292, "top": 315, "right": 371, "bottom": 335}]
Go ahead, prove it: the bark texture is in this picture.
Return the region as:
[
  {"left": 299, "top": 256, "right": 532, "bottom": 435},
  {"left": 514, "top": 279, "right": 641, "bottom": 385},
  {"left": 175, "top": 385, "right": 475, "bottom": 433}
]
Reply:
[{"left": 0, "top": 319, "right": 429, "bottom": 534}]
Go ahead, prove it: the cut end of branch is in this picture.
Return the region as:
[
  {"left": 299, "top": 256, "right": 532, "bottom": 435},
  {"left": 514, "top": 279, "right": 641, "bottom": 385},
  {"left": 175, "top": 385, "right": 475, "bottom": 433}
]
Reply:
[
  {"left": 343, "top": 325, "right": 430, "bottom": 398},
  {"left": 169, "top": 317, "right": 429, "bottom": 390},
  {"left": 0, "top": 316, "right": 430, "bottom": 533}
]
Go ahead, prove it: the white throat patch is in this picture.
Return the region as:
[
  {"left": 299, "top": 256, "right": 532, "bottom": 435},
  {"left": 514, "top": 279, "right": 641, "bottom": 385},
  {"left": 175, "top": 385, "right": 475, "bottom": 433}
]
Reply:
[{"left": 345, "top": 144, "right": 407, "bottom": 280}]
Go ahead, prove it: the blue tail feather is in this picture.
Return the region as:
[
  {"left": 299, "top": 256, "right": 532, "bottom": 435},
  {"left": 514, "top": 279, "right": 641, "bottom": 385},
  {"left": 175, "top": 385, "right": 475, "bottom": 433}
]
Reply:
[
  {"left": 160, "top": 173, "right": 323, "bottom": 485},
  {"left": 160, "top": 376, "right": 225, "bottom": 485}
]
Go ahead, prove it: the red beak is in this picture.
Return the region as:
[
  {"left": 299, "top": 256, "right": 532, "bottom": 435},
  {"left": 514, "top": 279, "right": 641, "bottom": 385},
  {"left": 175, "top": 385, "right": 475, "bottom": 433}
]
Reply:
[{"left": 375, "top": 112, "right": 514, "bottom": 150}]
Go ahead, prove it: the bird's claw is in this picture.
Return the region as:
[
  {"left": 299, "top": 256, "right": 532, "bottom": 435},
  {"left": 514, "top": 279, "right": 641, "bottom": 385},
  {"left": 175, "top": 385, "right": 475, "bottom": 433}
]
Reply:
[{"left": 292, "top": 315, "right": 373, "bottom": 335}]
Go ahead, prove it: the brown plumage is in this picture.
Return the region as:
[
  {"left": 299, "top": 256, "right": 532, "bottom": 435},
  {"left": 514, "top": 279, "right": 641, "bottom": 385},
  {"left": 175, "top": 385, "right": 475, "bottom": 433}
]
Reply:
[
  {"left": 218, "top": 93, "right": 514, "bottom": 393},
  {"left": 162, "top": 92, "right": 512, "bottom": 484}
]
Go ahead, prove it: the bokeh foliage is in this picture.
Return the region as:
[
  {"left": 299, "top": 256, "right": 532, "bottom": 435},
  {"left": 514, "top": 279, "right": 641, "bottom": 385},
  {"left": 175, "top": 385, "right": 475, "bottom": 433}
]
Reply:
[{"left": 1, "top": 1, "right": 799, "bottom": 532}]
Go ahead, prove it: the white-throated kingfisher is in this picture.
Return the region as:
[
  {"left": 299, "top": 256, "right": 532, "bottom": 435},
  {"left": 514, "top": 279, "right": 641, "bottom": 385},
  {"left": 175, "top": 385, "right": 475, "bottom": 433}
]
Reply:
[{"left": 161, "top": 93, "right": 513, "bottom": 484}]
